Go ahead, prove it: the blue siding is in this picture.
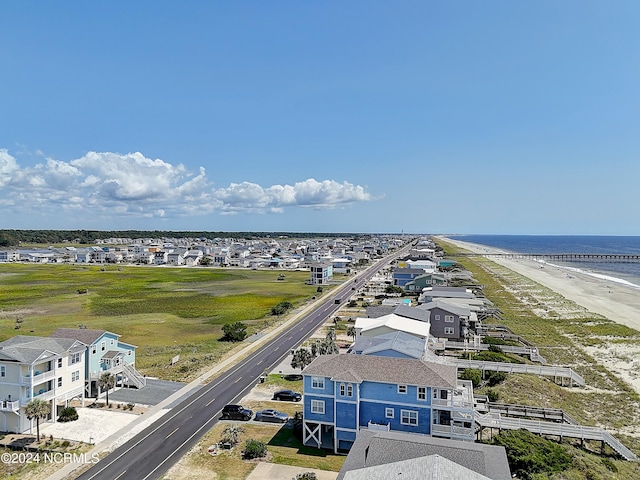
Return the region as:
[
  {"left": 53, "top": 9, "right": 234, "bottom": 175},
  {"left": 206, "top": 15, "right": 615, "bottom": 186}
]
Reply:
[
  {"left": 335, "top": 401, "right": 357, "bottom": 429},
  {"left": 303, "top": 395, "right": 334, "bottom": 423},
  {"left": 360, "top": 381, "right": 431, "bottom": 405},
  {"left": 360, "top": 401, "right": 431, "bottom": 435},
  {"left": 303, "top": 375, "right": 334, "bottom": 396}
]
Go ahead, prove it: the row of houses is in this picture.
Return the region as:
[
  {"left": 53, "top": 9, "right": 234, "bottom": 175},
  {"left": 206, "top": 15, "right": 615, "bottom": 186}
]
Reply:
[
  {"left": 0, "top": 328, "right": 141, "bottom": 433},
  {"left": 0, "top": 235, "right": 403, "bottom": 268}
]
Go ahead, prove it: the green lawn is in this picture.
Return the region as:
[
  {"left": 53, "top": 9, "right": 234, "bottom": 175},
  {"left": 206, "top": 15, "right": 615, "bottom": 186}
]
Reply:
[{"left": 0, "top": 264, "right": 321, "bottom": 380}]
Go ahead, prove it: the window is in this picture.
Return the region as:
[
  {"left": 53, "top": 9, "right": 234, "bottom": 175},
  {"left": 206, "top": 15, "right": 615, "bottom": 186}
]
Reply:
[
  {"left": 385, "top": 408, "right": 394, "bottom": 418},
  {"left": 0, "top": 366, "right": 5, "bottom": 378},
  {"left": 57, "top": 358, "right": 62, "bottom": 368},
  {"left": 311, "top": 377, "right": 325, "bottom": 389},
  {"left": 418, "top": 387, "right": 426, "bottom": 400},
  {"left": 70, "top": 352, "right": 81, "bottom": 364},
  {"left": 444, "top": 315, "right": 454, "bottom": 323},
  {"left": 128, "top": 350, "right": 132, "bottom": 356},
  {"left": 397, "top": 385, "right": 407, "bottom": 394},
  {"left": 444, "top": 327, "right": 455, "bottom": 335},
  {"left": 347, "top": 384, "right": 353, "bottom": 397},
  {"left": 57, "top": 377, "right": 63, "bottom": 387},
  {"left": 401, "top": 410, "right": 418, "bottom": 426},
  {"left": 110, "top": 339, "right": 114, "bottom": 345},
  {"left": 340, "top": 383, "right": 353, "bottom": 397},
  {"left": 91, "top": 345, "right": 96, "bottom": 355},
  {"left": 101, "top": 341, "right": 106, "bottom": 352},
  {"left": 72, "top": 371, "right": 80, "bottom": 382},
  {"left": 340, "top": 383, "right": 345, "bottom": 396},
  {"left": 311, "top": 400, "right": 325, "bottom": 414},
  {"left": 434, "top": 314, "right": 440, "bottom": 321}
]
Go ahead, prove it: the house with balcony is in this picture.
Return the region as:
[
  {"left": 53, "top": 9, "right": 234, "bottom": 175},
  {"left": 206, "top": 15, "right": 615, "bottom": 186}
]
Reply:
[
  {"left": 50, "top": 328, "right": 144, "bottom": 397},
  {"left": 0, "top": 335, "right": 86, "bottom": 433},
  {"left": 302, "top": 354, "right": 475, "bottom": 453},
  {"left": 417, "top": 300, "right": 479, "bottom": 341},
  {"left": 309, "top": 262, "right": 333, "bottom": 285}
]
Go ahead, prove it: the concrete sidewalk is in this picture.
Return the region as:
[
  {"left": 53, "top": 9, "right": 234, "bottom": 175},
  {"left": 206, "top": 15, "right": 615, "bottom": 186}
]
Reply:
[{"left": 246, "top": 463, "right": 338, "bottom": 480}]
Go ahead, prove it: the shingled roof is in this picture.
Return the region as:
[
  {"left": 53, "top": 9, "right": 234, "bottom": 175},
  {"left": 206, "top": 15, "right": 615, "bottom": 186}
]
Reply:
[
  {"left": 303, "top": 354, "right": 457, "bottom": 388},
  {"left": 0, "top": 335, "right": 85, "bottom": 364},
  {"left": 51, "top": 328, "right": 114, "bottom": 345}
]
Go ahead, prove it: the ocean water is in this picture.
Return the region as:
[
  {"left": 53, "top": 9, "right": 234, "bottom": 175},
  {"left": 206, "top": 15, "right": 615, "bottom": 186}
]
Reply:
[{"left": 446, "top": 235, "right": 640, "bottom": 288}]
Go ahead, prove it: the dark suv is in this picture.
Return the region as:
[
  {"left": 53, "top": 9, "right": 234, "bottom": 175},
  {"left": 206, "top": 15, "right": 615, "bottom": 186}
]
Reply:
[
  {"left": 272, "top": 389, "right": 302, "bottom": 402},
  {"left": 221, "top": 404, "right": 253, "bottom": 421}
]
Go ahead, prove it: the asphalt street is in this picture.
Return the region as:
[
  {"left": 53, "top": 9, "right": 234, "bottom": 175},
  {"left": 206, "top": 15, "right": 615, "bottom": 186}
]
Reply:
[{"left": 75, "top": 243, "right": 411, "bottom": 480}]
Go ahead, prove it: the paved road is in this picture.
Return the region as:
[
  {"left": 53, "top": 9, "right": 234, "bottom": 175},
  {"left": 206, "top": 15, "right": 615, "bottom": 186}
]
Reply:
[{"left": 75, "top": 243, "right": 411, "bottom": 480}]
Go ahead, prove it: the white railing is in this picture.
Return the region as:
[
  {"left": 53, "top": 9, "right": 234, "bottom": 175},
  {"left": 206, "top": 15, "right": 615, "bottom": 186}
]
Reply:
[
  {"left": 122, "top": 362, "right": 146, "bottom": 389},
  {"left": 475, "top": 413, "right": 637, "bottom": 461},
  {"left": 435, "top": 357, "right": 584, "bottom": 386},
  {"left": 431, "top": 424, "right": 474, "bottom": 439},
  {"left": 23, "top": 369, "right": 57, "bottom": 385},
  {"left": 438, "top": 340, "right": 548, "bottom": 364},
  {"left": 367, "top": 421, "right": 390, "bottom": 432},
  {"left": 0, "top": 400, "right": 20, "bottom": 412}
]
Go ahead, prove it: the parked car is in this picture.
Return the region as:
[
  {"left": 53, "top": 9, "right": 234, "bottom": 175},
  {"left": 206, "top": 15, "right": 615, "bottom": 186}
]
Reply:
[
  {"left": 221, "top": 404, "right": 253, "bottom": 421},
  {"left": 272, "top": 389, "right": 302, "bottom": 402},
  {"left": 255, "top": 409, "right": 289, "bottom": 423}
]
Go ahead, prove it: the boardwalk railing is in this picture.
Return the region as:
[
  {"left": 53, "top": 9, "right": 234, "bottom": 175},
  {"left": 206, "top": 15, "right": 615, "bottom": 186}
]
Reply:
[
  {"left": 436, "top": 340, "right": 547, "bottom": 364},
  {"left": 475, "top": 413, "right": 637, "bottom": 461},
  {"left": 448, "top": 253, "right": 640, "bottom": 263},
  {"left": 481, "top": 402, "right": 578, "bottom": 425},
  {"left": 434, "top": 357, "right": 585, "bottom": 386}
]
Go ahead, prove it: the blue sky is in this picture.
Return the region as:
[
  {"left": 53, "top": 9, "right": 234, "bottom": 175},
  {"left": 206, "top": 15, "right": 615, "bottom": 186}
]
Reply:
[{"left": 1, "top": 1, "right": 639, "bottom": 234}]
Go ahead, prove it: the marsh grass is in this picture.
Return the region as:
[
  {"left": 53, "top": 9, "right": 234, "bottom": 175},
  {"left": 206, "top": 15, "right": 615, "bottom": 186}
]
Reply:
[{"left": 0, "top": 264, "right": 318, "bottom": 380}]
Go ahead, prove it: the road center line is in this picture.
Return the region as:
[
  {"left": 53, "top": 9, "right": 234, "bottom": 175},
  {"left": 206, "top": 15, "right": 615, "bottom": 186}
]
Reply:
[{"left": 166, "top": 427, "right": 180, "bottom": 439}]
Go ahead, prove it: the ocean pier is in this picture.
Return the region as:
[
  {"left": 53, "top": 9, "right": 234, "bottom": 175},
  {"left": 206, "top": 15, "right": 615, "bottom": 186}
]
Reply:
[{"left": 448, "top": 253, "right": 640, "bottom": 263}]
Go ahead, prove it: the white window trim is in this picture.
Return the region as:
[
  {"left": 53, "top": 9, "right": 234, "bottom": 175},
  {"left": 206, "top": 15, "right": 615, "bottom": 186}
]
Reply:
[
  {"left": 397, "top": 384, "right": 407, "bottom": 394},
  {"left": 444, "top": 327, "right": 455, "bottom": 335},
  {"left": 340, "top": 383, "right": 345, "bottom": 396},
  {"left": 417, "top": 387, "right": 427, "bottom": 400},
  {"left": 444, "top": 315, "right": 454, "bottom": 323},
  {"left": 347, "top": 384, "right": 353, "bottom": 397},
  {"left": 434, "top": 314, "right": 440, "bottom": 321},
  {"left": 0, "top": 365, "right": 5, "bottom": 377},
  {"left": 311, "top": 376, "right": 325, "bottom": 389},
  {"left": 385, "top": 407, "right": 394, "bottom": 418},
  {"left": 311, "top": 399, "right": 325, "bottom": 414},
  {"left": 400, "top": 409, "right": 418, "bottom": 426}
]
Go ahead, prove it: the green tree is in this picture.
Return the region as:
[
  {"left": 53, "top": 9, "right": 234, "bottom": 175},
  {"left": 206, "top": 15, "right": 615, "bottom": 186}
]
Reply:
[
  {"left": 459, "top": 368, "right": 482, "bottom": 388},
  {"left": 221, "top": 322, "right": 248, "bottom": 342},
  {"left": 99, "top": 372, "right": 115, "bottom": 406},
  {"left": 271, "top": 301, "right": 293, "bottom": 316},
  {"left": 291, "top": 348, "right": 314, "bottom": 372},
  {"left": 25, "top": 398, "right": 51, "bottom": 440},
  {"left": 385, "top": 285, "right": 404, "bottom": 295}
]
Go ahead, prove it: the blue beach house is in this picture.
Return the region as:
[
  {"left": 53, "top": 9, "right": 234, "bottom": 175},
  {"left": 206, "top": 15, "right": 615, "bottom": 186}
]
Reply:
[
  {"left": 302, "top": 354, "right": 475, "bottom": 453},
  {"left": 51, "top": 328, "right": 145, "bottom": 397}
]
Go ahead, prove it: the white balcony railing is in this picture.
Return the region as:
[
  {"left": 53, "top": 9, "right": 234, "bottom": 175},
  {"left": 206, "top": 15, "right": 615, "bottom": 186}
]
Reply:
[
  {"left": 431, "top": 424, "right": 474, "bottom": 439},
  {"left": 22, "top": 369, "right": 57, "bottom": 385},
  {"left": 0, "top": 400, "right": 20, "bottom": 412}
]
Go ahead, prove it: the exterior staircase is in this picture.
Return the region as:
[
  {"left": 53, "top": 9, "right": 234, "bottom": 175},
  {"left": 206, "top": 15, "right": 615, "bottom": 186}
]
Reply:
[{"left": 122, "top": 362, "right": 146, "bottom": 389}]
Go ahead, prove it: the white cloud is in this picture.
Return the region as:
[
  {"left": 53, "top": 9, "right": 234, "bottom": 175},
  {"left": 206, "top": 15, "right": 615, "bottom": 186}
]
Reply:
[{"left": 0, "top": 149, "right": 374, "bottom": 222}]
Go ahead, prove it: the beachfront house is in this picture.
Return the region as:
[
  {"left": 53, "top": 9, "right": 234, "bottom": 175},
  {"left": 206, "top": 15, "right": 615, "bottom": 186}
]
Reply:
[
  {"left": 417, "top": 300, "right": 478, "bottom": 341},
  {"left": 309, "top": 262, "right": 333, "bottom": 285},
  {"left": 302, "top": 354, "right": 475, "bottom": 453},
  {"left": 50, "top": 328, "right": 144, "bottom": 397},
  {"left": 0, "top": 335, "right": 86, "bottom": 433}
]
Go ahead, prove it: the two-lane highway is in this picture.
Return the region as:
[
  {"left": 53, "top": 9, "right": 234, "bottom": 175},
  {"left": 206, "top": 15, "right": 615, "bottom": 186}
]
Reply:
[{"left": 75, "top": 243, "right": 412, "bottom": 480}]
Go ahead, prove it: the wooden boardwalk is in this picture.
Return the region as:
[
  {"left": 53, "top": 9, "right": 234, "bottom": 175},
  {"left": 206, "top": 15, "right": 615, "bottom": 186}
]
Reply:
[
  {"left": 476, "top": 412, "right": 637, "bottom": 461},
  {"left": 448, "top": 253, "right": 640, "bottom": 263}
]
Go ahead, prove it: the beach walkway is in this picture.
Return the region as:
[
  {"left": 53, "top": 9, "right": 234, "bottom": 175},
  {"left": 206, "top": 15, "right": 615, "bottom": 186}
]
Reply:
[
  {"left": 433, "top": 357, "right": 585, "bottom": 386},
  {"left": 476, "top": 412, "right": 637, "bottom": 461}
]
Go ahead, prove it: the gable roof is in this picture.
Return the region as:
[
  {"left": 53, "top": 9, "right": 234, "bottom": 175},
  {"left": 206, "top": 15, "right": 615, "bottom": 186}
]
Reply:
[
  {"left": 418, "top": 300, "right": 471, "bottom": 317},
  {"left": 393, "top": 305, "right": 430, "bottom": 323},
  {"left": 303, "top": 354, "right": 456, "bottom": 388},
  {"left": 355, "top": 314, "right": 431, "bottom": 339},
  {"left": 337, "top": 430, "right": 511, "bottom": 480},
  {"left": 343, "top": 454, "right": 491, "bottom": 480},
  {"left": 51, "top": 328, "right": 115, "bottom": 345},
  {"left": 0, "top": 335, "right": 85, "bottom": 364},
  {"left": 350, "top": 331, "right": 426, "bottom": 359}
]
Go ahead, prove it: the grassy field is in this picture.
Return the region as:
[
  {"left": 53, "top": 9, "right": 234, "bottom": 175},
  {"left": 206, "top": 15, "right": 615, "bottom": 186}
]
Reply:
[{"left": 0, "top": 264, "right": 322, "bottom": 380}]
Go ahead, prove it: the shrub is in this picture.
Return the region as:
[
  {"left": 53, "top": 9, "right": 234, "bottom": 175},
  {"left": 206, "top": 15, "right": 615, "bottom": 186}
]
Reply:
[
  {"left": 460, "top": 368, "right": 482, "bottom": 388},
  {"left": 486, "top": 388, "right": 499, "bottom": 402},
  {"left": 488, "top": 344, "right": 503, "bottom": 353},
  {"left": 57, "top": 406, "right": 78, "bottom": 423},
  {"left": 243, "top": 439, "right": 267, "bottom": 459},
  {"left": 486, "top": 371, "right": 507, "bottom": 387},
  {"left": 489, "top": 429, "right": 573, "bottom": 479},
  {"left": 296, "top": 473, "right": 318, "bottom": 480},
  {"left": 271, "top": 301, "right": 293, "bottom": 316},
  {"left": 221, "top": 321, "right": 248, "bottom": 342}
]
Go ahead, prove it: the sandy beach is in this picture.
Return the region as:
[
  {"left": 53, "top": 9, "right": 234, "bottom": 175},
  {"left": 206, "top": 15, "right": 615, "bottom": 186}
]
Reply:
[{"left": 440, "top": 236, "right": 640, "bottom": 398}]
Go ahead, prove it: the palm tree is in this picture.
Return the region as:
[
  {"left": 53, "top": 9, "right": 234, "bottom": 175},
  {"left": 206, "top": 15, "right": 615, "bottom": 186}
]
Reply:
[
  {"left": 99, "top": 372, "right": 115, "bottom": 405},
  {"left": 221, "top": 424, "right": 245, "bottom": 446},
  {"left": 24, "top": 398, "right": 51, "bottom": 441},
  {"left": 347, "top": 326, "right": 357, "bottom": 341},
  {"left": 291, "top": 348, "right": 314, "bottom": 372}
]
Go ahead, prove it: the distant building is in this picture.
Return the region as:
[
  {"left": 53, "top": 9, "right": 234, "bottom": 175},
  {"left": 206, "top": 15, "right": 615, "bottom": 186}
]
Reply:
[{"left": 309, "top": 262, "right": 333, "bottom": 285}]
